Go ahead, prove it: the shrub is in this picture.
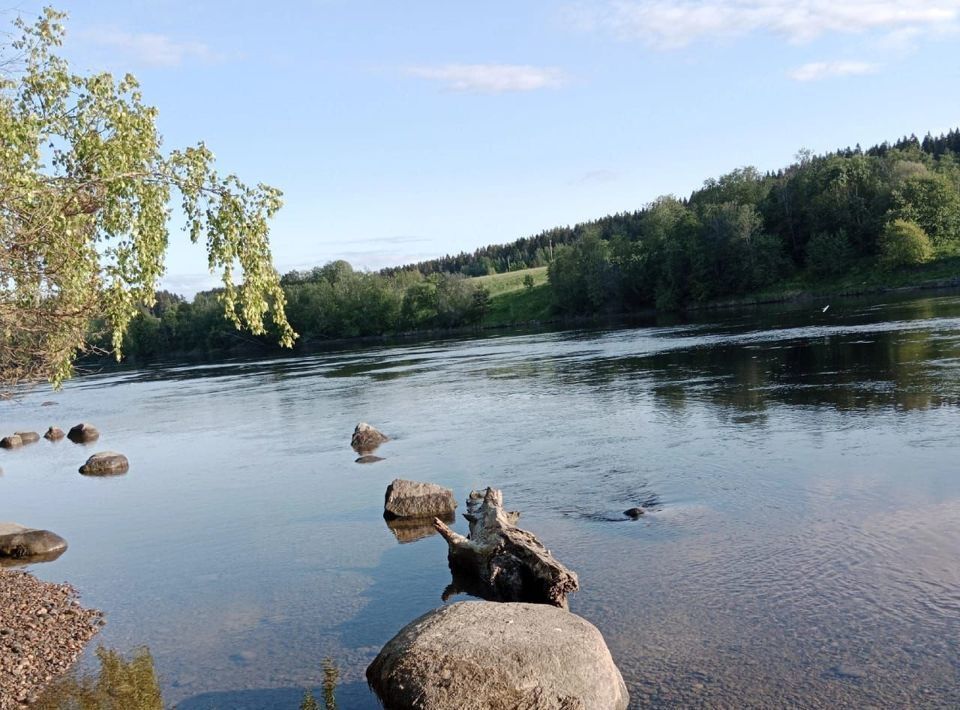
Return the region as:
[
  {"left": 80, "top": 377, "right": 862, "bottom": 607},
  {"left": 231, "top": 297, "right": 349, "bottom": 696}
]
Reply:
[{"left": 879, "top": 219, "right": 933, "bottom": 269}]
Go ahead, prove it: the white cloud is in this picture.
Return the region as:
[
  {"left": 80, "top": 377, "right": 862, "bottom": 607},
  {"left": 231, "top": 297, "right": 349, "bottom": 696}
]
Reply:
[
  {"left": 569, "top": 0, "right": 960, "bottom": 49},
  {"left": 81, "top": 28, "right": 223, "bottom": 67},
  {"left": 789, "top": 60, "right": 879, "bottom": 81},
  {"left": 404, "top": 64, "right": 567, "bottom": 93}
]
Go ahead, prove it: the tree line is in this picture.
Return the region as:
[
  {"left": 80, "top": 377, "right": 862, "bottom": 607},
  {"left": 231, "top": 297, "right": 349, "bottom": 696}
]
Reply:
[
  {"left": 547, "top": 132, "right": 960, "bottom": 315},
  {"left": 115, "top": 128, "right": 960, "bottom": 360},
  {"left": 114, "top": 264, "right": 492, "bottom": 360}
]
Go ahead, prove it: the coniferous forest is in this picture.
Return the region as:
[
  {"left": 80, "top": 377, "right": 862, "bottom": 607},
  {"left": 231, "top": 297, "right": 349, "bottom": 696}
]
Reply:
[{"left": 116, "top": 130, "right": 960, "bottom": 361}]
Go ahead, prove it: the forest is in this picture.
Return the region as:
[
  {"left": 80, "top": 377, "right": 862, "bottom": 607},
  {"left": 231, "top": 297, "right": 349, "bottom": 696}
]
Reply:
[{"left": 115, "top": 129, "right": 960, "bottom": 360}]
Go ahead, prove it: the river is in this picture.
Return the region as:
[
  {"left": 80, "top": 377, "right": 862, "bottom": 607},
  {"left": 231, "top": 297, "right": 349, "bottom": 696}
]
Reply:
[{"left": 3, "top": 292, "right": 960, "bottom": 708}]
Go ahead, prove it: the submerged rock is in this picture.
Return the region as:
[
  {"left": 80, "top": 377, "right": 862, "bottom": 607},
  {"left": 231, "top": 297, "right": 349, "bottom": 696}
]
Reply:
[
  {"left": 67, "top": 423, "right": 100, "bottom": 444},
  {"left": 15, "top": 431, "right": 40, "bottom": 444},
  {"left": 79, "top": 452, "right": 129, "bottom": 476},
  {"left": 623, "top": 507, "right": 644, "bottom": 519},
  {"left": 44, "top": 426, "right": 66, "bottom": 441},
  {"left": 384, "top": 479, "right": 457, "bottom": 519},
  {"left": 0, "top": 523, "right": 68, "bottom": 561},
  {"left": 367, "top": 601, "right": 629, "bottom": 710},
  {"left": 356, "top": 454, "right": 385, "bottom": 464},
  {"left": 0, "top": 435, "right": 22, "bottom": 449},
  {"left": 40, "top": 401, "right": 57, "bottom": 406},
  {"left": 352, "top": 422, "right": 388, "bottom": 453}
]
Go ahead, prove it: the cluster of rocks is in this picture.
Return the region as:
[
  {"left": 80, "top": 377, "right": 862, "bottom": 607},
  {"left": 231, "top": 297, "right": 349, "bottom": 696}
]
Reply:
[
  {"left": 0, "top": 416, "right": 128, "bottom": 702},
  {"left": 0, "top": 570, "right": 103, "bottom": 708},
  {"left": 0, "top": 423, "right": 102, "bottom": 450},
  {"left": 0, "top": 422, "right": 129, "bottom": 479},
  {"left": 354, "top": 422, "right": 629, "bottom": 709}
]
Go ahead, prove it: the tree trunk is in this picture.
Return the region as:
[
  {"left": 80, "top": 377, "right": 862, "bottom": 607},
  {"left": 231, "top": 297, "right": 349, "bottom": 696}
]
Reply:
[{"left": 433, "top": 487, "right": 579, "bottom": 608}]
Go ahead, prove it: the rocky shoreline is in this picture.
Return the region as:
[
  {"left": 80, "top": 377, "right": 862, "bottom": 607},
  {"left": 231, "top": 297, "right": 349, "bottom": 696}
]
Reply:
[{"left": 0, "top": 570, "right": 103, "bottom": 708}]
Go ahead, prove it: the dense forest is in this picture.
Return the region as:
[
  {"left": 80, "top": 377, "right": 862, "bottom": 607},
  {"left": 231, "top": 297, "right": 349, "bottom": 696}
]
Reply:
[{"left": 114, "top": 129, "right": 960, "bottom": 361}]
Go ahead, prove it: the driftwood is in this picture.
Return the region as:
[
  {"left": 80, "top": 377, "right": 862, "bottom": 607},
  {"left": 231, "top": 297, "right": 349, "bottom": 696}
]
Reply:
[{"left": 433, "top": 487, "right": 579, "bottom": 608}]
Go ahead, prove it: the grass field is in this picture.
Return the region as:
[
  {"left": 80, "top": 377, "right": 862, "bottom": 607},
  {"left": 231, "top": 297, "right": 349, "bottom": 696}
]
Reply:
[
  {"left": 471, "top": 266, "right": 549, "bottom": 295},
  {"left": 469, "top": 267, "right": 553, "bottom": 327}
]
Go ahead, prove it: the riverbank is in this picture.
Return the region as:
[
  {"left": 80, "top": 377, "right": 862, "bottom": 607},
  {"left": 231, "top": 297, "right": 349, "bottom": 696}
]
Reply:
[{"left": 0, "top": 570, "right": 103, "bottom": 708}]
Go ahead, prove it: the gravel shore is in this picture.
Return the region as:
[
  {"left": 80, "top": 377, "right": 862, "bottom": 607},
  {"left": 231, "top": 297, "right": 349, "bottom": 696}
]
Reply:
[{"left": 0, "top": 570, "right": 103, "bottom": 708}]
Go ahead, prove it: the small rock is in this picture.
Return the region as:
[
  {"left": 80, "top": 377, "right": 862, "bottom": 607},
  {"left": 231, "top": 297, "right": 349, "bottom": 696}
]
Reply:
[
  {"left": 79, "top": 452, "right": 129, "bottom": 476},
  {"left": 40, "top": 401, "right": 57, "bottom": 407},
  {"left": 43, "top": 427, "right": 65, "bottom": 441},
  {"left": 831, "top": 663, "right": 868, "bottom": 680},
  {"left": 14, "top": 432, "right": 39, "bottom": 445},
  {"left": 352, "top": 422, "right": 389, "bottom": 453},
  {"left": 0, "top": 435, "right": 22, "bottom": 449},
  {"left": 623, "top": 507, "right": 644, "bottom": 519},
  {"left": 67, "top": 423, "right": 100, "bottom": 444},
  {"left": 384, "top": 479, "right": 457, "bottom": 519},
  {"left": 356, "top": 454, "right": 385, "bottom": 464}
]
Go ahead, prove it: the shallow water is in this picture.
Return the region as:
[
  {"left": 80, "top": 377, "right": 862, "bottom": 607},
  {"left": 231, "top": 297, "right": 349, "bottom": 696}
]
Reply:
[{"left": 3, "top": 293, "right": 960, "bottom": 708}]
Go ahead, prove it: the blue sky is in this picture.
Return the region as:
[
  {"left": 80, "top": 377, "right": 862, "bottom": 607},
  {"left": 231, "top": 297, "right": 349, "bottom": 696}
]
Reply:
[{"left": 14, "top": 1, "right": 960, "bottom": 294}]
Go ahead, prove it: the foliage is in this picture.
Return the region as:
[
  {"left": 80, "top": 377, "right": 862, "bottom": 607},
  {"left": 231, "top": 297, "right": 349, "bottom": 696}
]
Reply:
[
  {"left": 805, "top": 230, "right": 853, "bottom": 279},
  {"left": 0, "top": 7, "right": 293, "bottom": 387},
  {"left": 879, "top": 219, "right": 934, "bottom": 269},
  {"left": 115, "top": 126, "right": 960, "bottom": 360}
]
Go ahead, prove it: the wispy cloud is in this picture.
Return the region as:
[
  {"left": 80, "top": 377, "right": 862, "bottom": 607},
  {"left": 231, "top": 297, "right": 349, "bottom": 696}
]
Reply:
[
  {"left": 404, "top": 63, "right": 567, "bottom": 93},
  {"left": 80, "top": 28, "right": 224, "bottom": 67},
  {"left": 567, "top": 0, "right": 960, "bottom": 49},
  {"left": 575, "top": 169, "right": 622, "bottom": 184},
  {"left": 789, "top": 60, "right": 879, "bottom": 81}
]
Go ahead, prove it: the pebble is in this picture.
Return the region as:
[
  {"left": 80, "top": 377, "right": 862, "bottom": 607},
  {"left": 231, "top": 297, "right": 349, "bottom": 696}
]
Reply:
[{"left": 0, "top": 571, "right": 103, "bottom": 709}]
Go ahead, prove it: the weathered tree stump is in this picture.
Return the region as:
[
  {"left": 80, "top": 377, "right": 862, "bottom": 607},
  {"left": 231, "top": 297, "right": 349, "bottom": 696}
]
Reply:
[{"left": 433, "top": 488, "right": 579, "bottom": 608}]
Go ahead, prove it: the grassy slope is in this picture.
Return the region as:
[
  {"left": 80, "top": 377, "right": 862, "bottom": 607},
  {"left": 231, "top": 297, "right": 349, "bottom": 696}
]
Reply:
[{"left": 470, "top": 267, "right": 553, "bottom": 327}]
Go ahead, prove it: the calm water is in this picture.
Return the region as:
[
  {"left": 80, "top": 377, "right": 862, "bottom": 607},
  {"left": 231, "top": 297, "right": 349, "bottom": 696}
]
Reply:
[{"left": 3, "top": 293, "right": 960, "bottom": 708}]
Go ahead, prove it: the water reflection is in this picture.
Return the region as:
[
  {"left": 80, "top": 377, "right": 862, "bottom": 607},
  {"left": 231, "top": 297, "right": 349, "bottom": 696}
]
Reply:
[
  {"left": 37, "top": 647, "right": 348, "bottom": 710},
  {"left": 36, "top": 646, "right": 162, "bottom": 709},
  {"left": 6, "top": 291, "right": 960, "bottom": 708},
  {"left": 385, "top": 512, "right": 453, "bottom": 544}
]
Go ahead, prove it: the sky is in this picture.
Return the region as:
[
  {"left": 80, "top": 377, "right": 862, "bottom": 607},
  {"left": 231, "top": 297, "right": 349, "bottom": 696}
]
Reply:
[{"left": 9, "top": 0, "right": 960, "bottom": 295}]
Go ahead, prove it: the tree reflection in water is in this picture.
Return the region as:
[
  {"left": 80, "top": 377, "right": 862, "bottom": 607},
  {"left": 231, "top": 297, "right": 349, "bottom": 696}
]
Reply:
[
  {"left": 35, "top": 646, "right": 162, "bottom": 710},
  {"left": 299, "top": 658, "right": 340, "bottom": 710},
  {"left": 35, "top": 648, "right": 342, "bottom": 710}
]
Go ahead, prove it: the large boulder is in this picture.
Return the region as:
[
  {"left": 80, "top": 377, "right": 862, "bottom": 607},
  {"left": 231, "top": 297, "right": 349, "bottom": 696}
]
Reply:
[
  {"left": 79, "top": 451, "right": 129, "bottom": 476},
  {"left": 367, "top": 601, "right": 629, "bottom": 710},
  {"left": 67, "top": 423, "right": 100, "bottom": 443},
  {"left": 0, "top": 435, "right": 22, "bottom": 449},
  {"left": 15, "top": 431, "right": 40, "bottom": 444},
  {"left": 0, "top": 523, "right": 68, "bottom": 561},
  {"left": 351, "top": 422, "right": 388, "bottom": 453},
  {"left": 44, "top": 426, "right": 66, "bottom": 441},
  {"left": 384, "top": 479, "right": 456, "bottom": 519}
]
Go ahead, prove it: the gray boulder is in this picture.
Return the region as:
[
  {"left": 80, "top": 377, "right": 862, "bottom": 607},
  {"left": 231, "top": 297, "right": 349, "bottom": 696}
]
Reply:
[
  {"left": 44, "top": 426, "right": 66, "bottom": 441},
  {"left": 367, "top": 601, "right": 629, "bottom": 710},
  {"left": 68, "top": 423, "right": 100, "bottom": 443},
  {"left": 384, "top": 479, "right": 456, "bottom": 519},
  {"left": 79, "top": 451, "right": 129, "bottom": 476},
  {"left": 352, "top": 422, "right": 388, "bottom": 452},
  {"left": 0, "top": 435, "right": 22, "bottom": 449},
  {"left": 0, "top": 523, "right": 68, "bottom": 561},
  {"left": 15, "top": 431, "right": 40, "bottom": 444}
]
